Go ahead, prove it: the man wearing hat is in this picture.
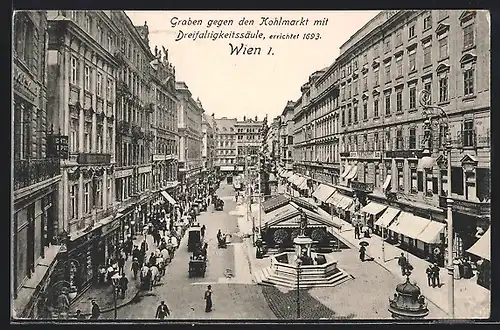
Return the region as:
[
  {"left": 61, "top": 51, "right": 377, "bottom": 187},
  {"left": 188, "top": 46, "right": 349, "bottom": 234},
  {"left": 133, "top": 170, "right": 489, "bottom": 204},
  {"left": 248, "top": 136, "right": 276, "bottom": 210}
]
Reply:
[{"left": 155, "top": 300, "right": 170, "bottom": 319}]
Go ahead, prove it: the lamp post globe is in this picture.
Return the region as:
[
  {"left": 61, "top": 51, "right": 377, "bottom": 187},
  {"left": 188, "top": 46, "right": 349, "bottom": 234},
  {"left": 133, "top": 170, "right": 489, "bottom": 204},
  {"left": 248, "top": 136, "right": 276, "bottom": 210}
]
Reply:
[{"left": 420, "top": 153, "right": 434, "bottom": 171}]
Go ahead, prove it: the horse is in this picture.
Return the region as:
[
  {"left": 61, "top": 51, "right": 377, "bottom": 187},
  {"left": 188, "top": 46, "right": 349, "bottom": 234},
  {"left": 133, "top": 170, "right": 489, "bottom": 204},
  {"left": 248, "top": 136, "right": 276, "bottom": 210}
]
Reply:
[
  {"left": 156, "top": 257, "right": 166, "bottom": 276},
  {"left": 140, "top": 265, "right": 152, "bottom": 291},
  {"left": 150, "top": 265, "right": 161, "bottom": 286}
]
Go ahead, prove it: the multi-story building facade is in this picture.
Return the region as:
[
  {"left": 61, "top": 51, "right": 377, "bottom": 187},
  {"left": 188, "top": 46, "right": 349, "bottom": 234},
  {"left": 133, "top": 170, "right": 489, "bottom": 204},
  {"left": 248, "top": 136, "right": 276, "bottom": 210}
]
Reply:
[
  {"left": 202, "top": 113, "right": 216, "bottom": 173},
  {"left": 176, "top": 82, "right": 204, "bottom": 197},
  {"left": 45, "top": 10, "right": 120, "bottom": 310},
  {"left": 150, "top": 46, "right": 179, "bottom": 202},
  {"left": 12, "top": 11, "right": 63, "bottom": 319},
  {"left": 279, "top": 101, "right": 296, "bottom": 170},
  {"left": 290, "top": 10, "right": 490, "bottom": 261},
  {"left": 235, "top": 116, "right": 263, "bottom": 174},
  {"left": 214, "top": 117, "right": 237, "bottom": 182},
  {"left": 113, "top": 13, "right": 156, "bottom": 236},
  {"left": 267, "top": 116, "right": 281, "bottom": 160}
]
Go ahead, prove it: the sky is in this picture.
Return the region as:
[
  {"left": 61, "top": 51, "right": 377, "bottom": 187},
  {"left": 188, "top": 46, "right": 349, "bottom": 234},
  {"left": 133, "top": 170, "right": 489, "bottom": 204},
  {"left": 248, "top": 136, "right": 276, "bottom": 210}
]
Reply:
[{"left": 126, "top": 11, "right": 380, "bottom": 121}]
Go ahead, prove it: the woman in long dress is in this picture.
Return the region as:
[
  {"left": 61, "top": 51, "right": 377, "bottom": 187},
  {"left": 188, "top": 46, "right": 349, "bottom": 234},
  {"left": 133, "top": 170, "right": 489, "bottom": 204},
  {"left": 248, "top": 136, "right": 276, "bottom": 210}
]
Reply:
[{"left": 204, "top": 285, "right": 213, "bottom": 312}]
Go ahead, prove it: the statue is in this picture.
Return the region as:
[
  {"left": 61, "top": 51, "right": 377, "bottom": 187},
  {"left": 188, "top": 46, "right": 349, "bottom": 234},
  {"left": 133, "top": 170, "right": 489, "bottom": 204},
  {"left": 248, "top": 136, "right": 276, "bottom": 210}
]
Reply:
[
  {"left": 154, "top": 46, "right": 159, "bottom": 58},
  {"left": 298, "top": 208, "right": 308, "bottom": 236},
  {"left": 162, "top": 46, "right": 168, "bottom": 62}
]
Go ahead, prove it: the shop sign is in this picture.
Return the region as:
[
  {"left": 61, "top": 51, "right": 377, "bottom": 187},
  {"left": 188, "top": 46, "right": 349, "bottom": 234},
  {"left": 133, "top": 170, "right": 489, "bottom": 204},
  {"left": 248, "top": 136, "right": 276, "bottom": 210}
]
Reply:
[
  {"left": 138, "top": 165, "right": 152, "bottom": 174},
  {"left": 115, "top": 168, "right": 134, "bottom": 178},
  {"left": 13, "top": 64, "right": 40, "bottom": 104},
  {"left": 102, "top": 218, "right": 120, "bottom": 237}
]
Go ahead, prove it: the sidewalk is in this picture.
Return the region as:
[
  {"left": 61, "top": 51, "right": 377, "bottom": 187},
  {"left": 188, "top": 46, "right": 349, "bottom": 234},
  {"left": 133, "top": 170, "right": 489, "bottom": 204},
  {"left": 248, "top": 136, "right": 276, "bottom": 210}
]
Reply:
[
  {"left": 332, "top": 216, "right": 490, "bottom": 319},
  {"left": 68, "top": 234, "right": 155, "bottom": 317}
]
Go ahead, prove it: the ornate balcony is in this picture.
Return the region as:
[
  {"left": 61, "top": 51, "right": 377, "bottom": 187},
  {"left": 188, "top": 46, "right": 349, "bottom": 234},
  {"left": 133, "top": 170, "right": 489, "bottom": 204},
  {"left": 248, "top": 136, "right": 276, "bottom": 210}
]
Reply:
[
  {"left": 77, "top": 153, "right": 111, "bottom": 165},
  {"left": 14, "top": 158, "right": 61, "bottom": 191},
  {"left": 438, "top": 195, "right": 491, "bottom": 218},
  {"left": 350, "top": 180, "right": 374, "bottom": 193}
]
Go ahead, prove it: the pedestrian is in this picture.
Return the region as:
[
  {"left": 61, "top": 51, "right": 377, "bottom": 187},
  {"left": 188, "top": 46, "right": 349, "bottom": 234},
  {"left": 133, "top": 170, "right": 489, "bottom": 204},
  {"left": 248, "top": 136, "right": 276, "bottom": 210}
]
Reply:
[
  {"left": 359, "top": 245, "right": 366, "bottom": 262},
  {"left": 149, "top": 252, "right": 157, "bottom": 266},
  {"left": 204, "top": 285, "right": 213, "bottom": 312},
  {"left": 432, "top": 263, "right": 441, "bottom": 287},
  {"left": 131, "top": 258, "right": 140, "bottom": 280},
  {"left": 118, "top": 254, "right": 125, "bottom": 274},
  {"left": 354, "top": 225, "right": 360, "bottom": 239},
  {"left": 140, "top": 239, "right": 148, "bottom": 254},
  {"left": 201, "top": 225, "right": 206, "bottom": 238},
  {"left": 398, "top": 253, "right": 408, "bottom": 276},
  {"left": 119, "top": 273, "right": 129, "bottom": 299},
  {"left": 90, "top": 300, "right": 100, "bottom": 319},
  {"left": 426, "top": 264, "right": 433, "bottom": 286},
  {"left": 155, "top": 300, "right": 170, "bottom": 319},
  {"left": 74, "top": 309, "right": 86, "bottom": 320}
]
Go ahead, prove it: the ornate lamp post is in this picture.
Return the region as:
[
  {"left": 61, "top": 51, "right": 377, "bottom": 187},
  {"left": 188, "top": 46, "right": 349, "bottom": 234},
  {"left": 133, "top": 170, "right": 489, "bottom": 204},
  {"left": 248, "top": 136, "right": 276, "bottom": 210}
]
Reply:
[
  {"left": 418, "top": 89, "right": 454, "bottom": 318},
  {"left": 388, "top": 269, "right": 429, "bottom": 319}
]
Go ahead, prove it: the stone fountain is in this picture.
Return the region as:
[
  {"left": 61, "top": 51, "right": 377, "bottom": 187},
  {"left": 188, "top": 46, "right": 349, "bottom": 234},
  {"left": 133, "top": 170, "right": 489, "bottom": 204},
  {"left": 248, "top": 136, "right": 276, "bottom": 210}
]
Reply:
[{"left": 254, "top": 209, "right": 352, "bottom": 289}]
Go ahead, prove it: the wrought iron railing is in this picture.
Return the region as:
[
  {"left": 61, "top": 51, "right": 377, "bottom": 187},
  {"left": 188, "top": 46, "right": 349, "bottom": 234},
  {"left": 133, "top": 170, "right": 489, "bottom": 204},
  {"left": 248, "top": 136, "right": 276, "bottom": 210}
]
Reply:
[{"left": 14, "top": 158, "right": 61, "bottom": 191}]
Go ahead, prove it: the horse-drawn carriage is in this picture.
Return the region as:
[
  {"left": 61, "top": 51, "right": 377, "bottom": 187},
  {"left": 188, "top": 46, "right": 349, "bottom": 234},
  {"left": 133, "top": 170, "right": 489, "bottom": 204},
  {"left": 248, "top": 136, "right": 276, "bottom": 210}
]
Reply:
[
  {"left": 188, "top": 256, "right": 207, "bottom": 277},
  {"left": 217, "top": 233, "right": 228, "bottom": 249},
  {"left": 214, "top": 197, "right": 224, "bottom": 211},
  {"left": 188, "top": 226, "right": 202, "bottom": 252},
  {"left": 196, "top": 198, "right": 208, "bottom": 212}
]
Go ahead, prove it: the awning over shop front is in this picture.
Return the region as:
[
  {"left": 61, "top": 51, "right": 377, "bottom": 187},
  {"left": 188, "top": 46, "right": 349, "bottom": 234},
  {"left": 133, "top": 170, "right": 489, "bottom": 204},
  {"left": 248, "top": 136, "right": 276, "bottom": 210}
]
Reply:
[
  {"left": 361, "top": 202, "right": 388, "bottom": 216},
  {"left": 466, "top": 228, "right": 490, "bottom": 261},
  {"left": 374, "top": 207, "right": 400, "bottom": 228},
  {"left": 294, "top": 175, "right": 307, "bottom": 187},
  {"left": 284, "top": 171, "right": 293, "bottom": 178},
  {"left": 340, "top": 165, "right": 352, "bottom": 179},
  {"left": 338, "top": 196, "right": 354, "bottom": 210},
  {"left": 416, "top": 221, "right": 447, "bottom": 244},
  {"left": 383, "top": 175, "right": 392, "bottom": 190},
  {"left": 388, "top": 212, "right": 431, "bottom": 239},
  {"left": 312, "top": 184, "right": 336, "bottom": 203},
  {"left": 345, "top": 165, "right": 358, "bottom": 181},
  {"left": 298, "top": 178, "right": 308, "bottom": 190},
  {"left": 263, "top": 204, "right": 300, "bottom": 227},
  {"left": 160, "top": 191, "right": 177, "bottom": 205},
  {"left": 279, "top": 169, "right": 287, "bottom": 177},
  {"left": 288, "top": 174, "right": 298, "bottom": 183},
  {"left": 326, "top": 191, "right": 343, "bottom": 205}
]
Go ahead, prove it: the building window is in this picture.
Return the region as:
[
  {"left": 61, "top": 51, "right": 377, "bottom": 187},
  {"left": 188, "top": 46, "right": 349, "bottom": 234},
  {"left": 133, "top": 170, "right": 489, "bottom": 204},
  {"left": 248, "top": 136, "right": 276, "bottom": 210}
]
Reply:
[
  {"left": 374, "top": 69, "right": 379, "bottom": 85},
  {"left": 396, "top": 57, "right": 403, "bottom": 77},
  {"left": 385, "top": 63, "right": 391, "bottom": 82},
  {"left": 71, "top": 57, "right": 78, "bottom": 85},
  {"left": 95, "top": 180, "right": 102, "bottom": 208},
  {"left": 348, "top": 83, "right": 352, "bottom": 98},
  {"left": 341, "top": 108, "right": 345, "bottom": 126},
  {"left": 396, "top": 90, "right": 403, "bottom": 113},
  {"left": 463, "top": 67, "right": 475, "bottom": 96},
  {"left": 85, "top": 14, "right": 92, "bottom": 33},
  {"left": 409, "top": 86, "right": 416, "bottom": 109},
  {"left": 70, "top": 119, "right": 79, "bottom": 152},
  {"left": 423, "top": 42, "right": 432, "bottom": 67},
  {"left": 374, "top": 99, "right": 379, "bottom": 118},
  {"left": 353, "top": 80, "right": 358, "bottom": 95},
  {"left": 423, "top": 13, "right": 432, "bottom": 30},
  {"left": 374, "top": 132, "right": 379, "bottom": 150},
  {"left": 384, "top": 37, "right": 391, "bottom": 53},
  {"left": 409, "top": 51, "right": 416, "bottom": 72},
  {"left": 84, "top": 182, "right": 91, "bottom": 214},
  {"left": 424, "top": 81, "right": 432, "bottom": 103},
  {"left": 363, "top": 102, "right": 368, "bottom": 120},
  {"left": 107, "top": 78, "right": 113, "bottom": 101},
  {"left": 396, "top": 129, "right": 404, "bottom": 149},
  {"left": 96, "top": 73, "right": 102, "bottom": 96},
  {"left": 363, "top": 75, "right": 368, "bottom": 90},
  {"left": 440, "top": 169, "right": 448, "bottom": 196},
  {"left": 397, "top": 163, "right": 404, "bottom": 191},
  {"left": 463, "top": 23, "right": 475, "bottom": 49},
  {"left": 84, "top": 123, "right": 91, "bottom": 152},
  {"left": 439, "top": 36, "right": 448, "bottom": 59},
  {"left": 353, "top": 105, "right": 358, "bottom": 123},
  {"left": 373, "top": 43, "right": 379, "bottom": 57},
  {"left": 13, "top": 13, "right": 35, "bottom": 68},
  {"left": 425, "top": 170, "right": 434, "bottom": 196},
  {"left": 439, "top": 75, "right": 448, "bottom": 102},
  {"left": 408, "top": 24, "right": 415, "bottom": 39},
  {"left": 410, "top": 165, "right": 418, "bottom": 194},
  {"left": 385, "top": 131, "right": 391, "bottom": 150},
  {"left": 70, "top": 184, "right": 78, "bottom": 219},
  {"left": 409, "top": 128, "right": 416, "bottom": 149},
  {"left": 385, "top": 93, "right": 391, "bottom": 115},
  {"left": 348, "top": 107, "right": 352, "bottom": 125},
  {"left": 395, "top": 29, "right": 402, "bottom": 46},
  {"left": 363, "top": 134, "right": 368, "bottom": 151},
  {"left": 463, "top": 120, "right": 475, "bottom": 147},
  {"left": 84, "top": 66, "right": 91, "bottom": 90}
]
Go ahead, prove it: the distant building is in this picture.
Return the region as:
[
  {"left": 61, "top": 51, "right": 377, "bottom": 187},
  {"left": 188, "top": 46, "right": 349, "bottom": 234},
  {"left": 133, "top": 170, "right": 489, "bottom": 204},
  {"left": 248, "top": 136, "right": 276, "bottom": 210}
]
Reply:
[
  {"left": 202, "top": 113, "right": 216, "bottom": 173},
  {"left": 235, "top": 115, "right": 263, "bottom": 174},
  {"left": 214, "top": 117, "right": 237, "bottom": 182}
]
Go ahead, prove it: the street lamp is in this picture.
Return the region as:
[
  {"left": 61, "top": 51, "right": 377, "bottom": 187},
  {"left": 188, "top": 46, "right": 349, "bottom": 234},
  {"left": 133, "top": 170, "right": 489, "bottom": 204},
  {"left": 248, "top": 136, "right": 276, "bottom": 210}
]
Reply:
[
  {"left": 111, "top": 273, "right": 121, "bottom": 319},
  {"left": 418, "top": 89, "right": 455, "bottom": 318},
  {"left": 296, "top": 258, "right": 302, "bottom": 319}
]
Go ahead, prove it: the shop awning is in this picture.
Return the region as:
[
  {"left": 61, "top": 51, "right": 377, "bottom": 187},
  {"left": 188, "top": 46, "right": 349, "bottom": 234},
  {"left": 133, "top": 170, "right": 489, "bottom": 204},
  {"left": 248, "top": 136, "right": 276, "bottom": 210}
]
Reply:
[
  {"left": 298, "top": 178, "right": 308, "bottom": 190},
  {"left": 284, "top": 171, "right": 293, "bottom": 178},
  {"left": 338, "top": 196, "right": 354, "bottom": 210},
  {"left": 294, "top": 175, "right": 306, "bottom": 187},
  {"left": 288, "top": 174, "right": 298, "bottom": 183},
  {"left": 417, "top": 221, "right": 447, "bottom": 244},
  {"left": 361, "top": 202, "right": 388, "bottom": 216},
  {"left": 340, "top": 165, "right": 352, "bottom": 179},
  {"left": 374, "top": 207, "right": 400, "bottom": 228},
  {"left": 326, "top": 191, "right": 343, "bottom": 205},
  {"left": 263, "top": 204, "right": 300, "bottom": 227},
  {"left": 279, "top": 170, "right": 287, "bottom": 177},
  {"left": 388, "top": 212, "right": 431, "bottom": 239},
  {"left": 345, "top": 165, "right": 358, "bottom": 181},
  {"left": 160, "top": 191, "right": 177, "bottom": 205},
  {"left": 467, "top": 228, "right": 490, "bottom": 261},
  {"left": 312, "top": 184, "right": 336, "bottom": 203},
  {"left": 383, "top": 175, "right": 392, "bottom": 190}
]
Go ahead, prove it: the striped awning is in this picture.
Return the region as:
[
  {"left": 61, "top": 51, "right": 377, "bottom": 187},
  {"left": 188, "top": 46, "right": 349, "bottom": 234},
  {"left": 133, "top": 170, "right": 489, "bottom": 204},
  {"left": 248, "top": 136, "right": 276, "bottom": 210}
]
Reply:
[
  {"left": 466, "top": 228, "right": 490, "bottom": 261},
  {"left": 388, "top": 212, "right": 431, "bottom": 239},
  {"left": 361, "top": 202, "right": 388, "bottom": 216},
  {"left": 374, "top": 207, "right": 400, "bottom": 228},
  {"left": 312, "top": 184, "right": 336, "bottom": 203}
]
